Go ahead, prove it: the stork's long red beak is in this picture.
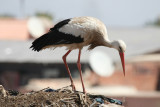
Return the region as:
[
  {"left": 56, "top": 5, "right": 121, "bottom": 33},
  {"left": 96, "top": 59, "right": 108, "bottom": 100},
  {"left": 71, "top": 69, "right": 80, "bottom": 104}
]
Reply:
[{"left": 119, "top": 52, "right": 125, "bottom": 76}]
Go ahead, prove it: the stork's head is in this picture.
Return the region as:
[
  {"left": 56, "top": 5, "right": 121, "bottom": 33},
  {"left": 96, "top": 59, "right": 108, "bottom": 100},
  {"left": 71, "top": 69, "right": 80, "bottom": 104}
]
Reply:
[
  {"left": 111, "top": 40, "right": 126, "bottom": 76},
  {"left": 111, "top": 40, "right": 126, "bottom": 52}
]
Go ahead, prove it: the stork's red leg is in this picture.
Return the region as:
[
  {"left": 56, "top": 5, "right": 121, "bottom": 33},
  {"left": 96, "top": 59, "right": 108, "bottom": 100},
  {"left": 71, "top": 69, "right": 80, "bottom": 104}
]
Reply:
[
  {"left": 77, "top": 49, "right": 86, "bottom": 93},
  {"left": 62, "top": 50, "right": 76, "bottom": 91}
]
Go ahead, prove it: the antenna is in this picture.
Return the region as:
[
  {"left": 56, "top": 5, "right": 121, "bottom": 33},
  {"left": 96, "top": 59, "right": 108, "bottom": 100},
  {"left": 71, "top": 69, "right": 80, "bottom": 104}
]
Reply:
[{"left": 89, "top": 50, "right": 114, "bottom": 77}]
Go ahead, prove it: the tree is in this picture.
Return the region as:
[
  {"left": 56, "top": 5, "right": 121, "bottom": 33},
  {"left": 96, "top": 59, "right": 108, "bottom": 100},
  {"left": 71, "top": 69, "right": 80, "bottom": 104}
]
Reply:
[
  {"left": 35, "top": 12, "right": 53, "bottom": 21},
  {"left": 0, "top": 14, "right": 14, "bottom": 18},
  {"left": 146, "top": 16, "right": 160, "bottom": 27},
  {"left": 153, "top": 16, "right": 160, "bottom": 26}
]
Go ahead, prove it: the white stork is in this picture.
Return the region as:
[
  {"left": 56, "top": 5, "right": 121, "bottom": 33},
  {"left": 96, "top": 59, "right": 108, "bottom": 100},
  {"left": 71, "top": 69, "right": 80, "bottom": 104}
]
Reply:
[{"left": 30, "top": 16, "right": 126, "bottom": 93}]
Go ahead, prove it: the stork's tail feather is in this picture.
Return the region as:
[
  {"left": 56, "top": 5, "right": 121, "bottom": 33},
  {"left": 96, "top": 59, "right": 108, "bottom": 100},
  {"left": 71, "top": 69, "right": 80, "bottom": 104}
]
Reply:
[{"left": 30, "top": 33, "right": 50, "bottom": 52}]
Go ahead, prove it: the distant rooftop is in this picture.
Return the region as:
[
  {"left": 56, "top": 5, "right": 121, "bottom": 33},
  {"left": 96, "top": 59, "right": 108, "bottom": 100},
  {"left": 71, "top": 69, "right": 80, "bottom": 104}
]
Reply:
[{"left": 0, "top": 19, "right": 29, "bottom": 40}]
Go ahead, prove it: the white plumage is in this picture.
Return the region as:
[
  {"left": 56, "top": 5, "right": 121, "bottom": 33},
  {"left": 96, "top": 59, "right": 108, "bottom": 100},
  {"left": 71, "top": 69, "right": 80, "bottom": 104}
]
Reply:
[{"left": 59, "top": 23, "right": 85, "bottom": 38}]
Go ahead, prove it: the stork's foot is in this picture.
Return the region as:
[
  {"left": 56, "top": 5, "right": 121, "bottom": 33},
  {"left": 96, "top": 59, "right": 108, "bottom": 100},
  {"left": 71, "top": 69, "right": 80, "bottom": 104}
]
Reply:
[
  {"left": 83, "top": 89, "right": 86, "bottom": 94},
  {"left": 71, "top": 84, "right": 76, "bottom": 91}
]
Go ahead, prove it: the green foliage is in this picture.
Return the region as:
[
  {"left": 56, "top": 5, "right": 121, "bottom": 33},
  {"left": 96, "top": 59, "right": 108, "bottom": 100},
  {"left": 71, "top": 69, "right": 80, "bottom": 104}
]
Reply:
[
  {"left": 153, "top": 18, "right": 160, "bottom": 26},
  {"left": 0, "top": 14, "right": 14, "bottom": 18},
  {"left": 35, "top": 12, "right": 53, "bottom": 20},
  {"left": 146, "top": 16, "right": 160, "bottom": 27}
]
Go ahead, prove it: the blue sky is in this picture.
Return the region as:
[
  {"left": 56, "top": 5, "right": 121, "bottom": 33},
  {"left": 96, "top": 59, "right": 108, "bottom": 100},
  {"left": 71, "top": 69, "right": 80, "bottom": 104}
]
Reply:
[{"left": 0, "top": 0, "right": 160, "bottom": 27}]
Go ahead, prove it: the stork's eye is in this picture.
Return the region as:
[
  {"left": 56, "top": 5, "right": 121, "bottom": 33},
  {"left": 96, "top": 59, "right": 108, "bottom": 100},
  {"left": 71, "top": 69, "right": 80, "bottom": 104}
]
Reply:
[{"left": 119, "top": 46, "right": 122, "bottom": 52}]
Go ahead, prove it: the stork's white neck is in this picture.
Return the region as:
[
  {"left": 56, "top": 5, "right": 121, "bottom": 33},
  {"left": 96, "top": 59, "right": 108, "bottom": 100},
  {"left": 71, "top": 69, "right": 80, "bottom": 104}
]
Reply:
[
  {"left": 103, "top": 40, "right": 120, "bottom": 50},
  {"left": 103, "top": 40, "right": 112, "bottom": 48}
]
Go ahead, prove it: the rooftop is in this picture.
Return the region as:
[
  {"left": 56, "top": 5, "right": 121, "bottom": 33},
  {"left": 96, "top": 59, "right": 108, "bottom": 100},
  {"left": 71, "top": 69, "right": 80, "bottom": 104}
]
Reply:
[{"left": 0, "top": 27, "right": 160, "bottom": 63}]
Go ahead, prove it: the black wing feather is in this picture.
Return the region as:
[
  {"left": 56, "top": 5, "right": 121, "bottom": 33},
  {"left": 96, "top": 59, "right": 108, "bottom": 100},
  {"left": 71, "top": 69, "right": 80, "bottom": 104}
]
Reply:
[
  {"left": 30, "top": 30, "right": 84, "bottom": 52},
  {"left": 50, "top": 18, "right": 71, "bottom": 31}
]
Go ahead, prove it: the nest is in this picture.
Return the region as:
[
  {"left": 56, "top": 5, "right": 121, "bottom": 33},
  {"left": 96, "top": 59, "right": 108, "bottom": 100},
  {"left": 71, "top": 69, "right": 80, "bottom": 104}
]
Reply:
[{"left": 0, "top": 85, "right": 123, "bottom": 107}]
